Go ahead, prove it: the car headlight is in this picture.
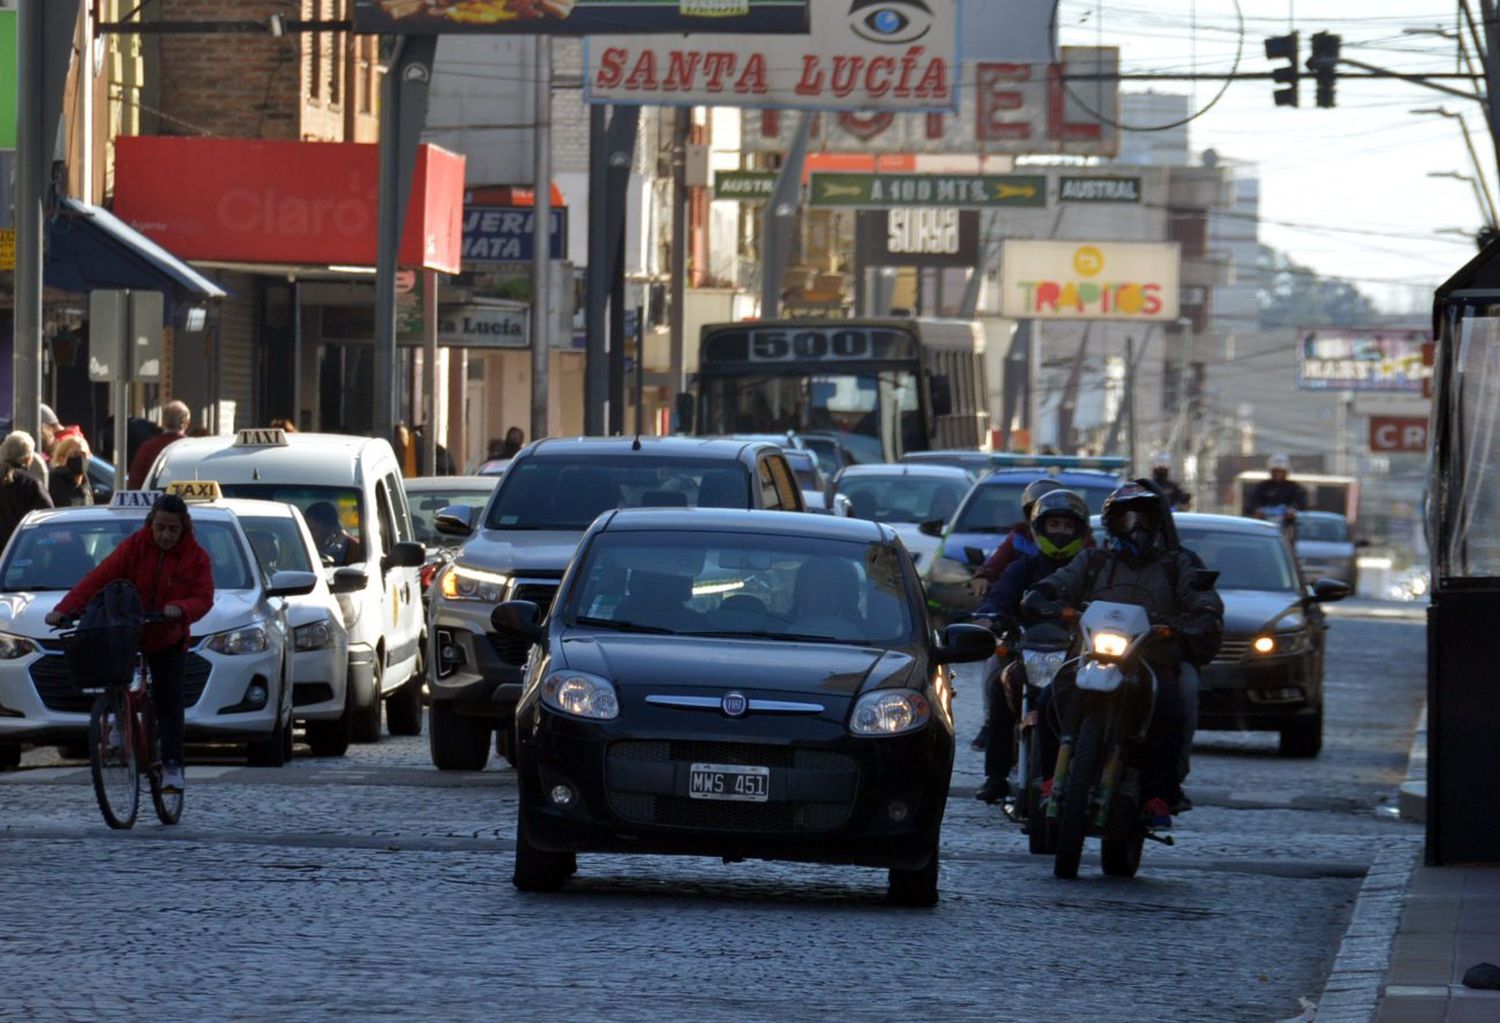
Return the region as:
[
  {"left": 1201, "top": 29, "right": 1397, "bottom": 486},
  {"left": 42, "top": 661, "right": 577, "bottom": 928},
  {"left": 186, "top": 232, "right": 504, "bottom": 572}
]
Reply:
[
  {"left": 206, "top": 625, "right": 269, "bottom": 656},
  {"left": 540, "top": 670, "right": 619, "bottom": 720},
  {"left": 1253, "top": 631, "right": 1312, "bottom": 656},
  {"left": 293, "top": 619, "right": 334, "bottom": 652},
  {"left": 440, "top": 564, "right": 510, "bottom": 603},
  {"left": 926, "top": 554, "right": 971, "bottom": 586},
  {"left": 1092, "top": 632, "right": 1129, "bottom": 658},
  {"left": 1021, "top": 649, "right": 1068, "bottom": 688},
  {"left": 850, "top": 688, "right": 931, "bottom": 736},
  {"left": 0, "top": 632, "right": 36, "bottom": 659}
]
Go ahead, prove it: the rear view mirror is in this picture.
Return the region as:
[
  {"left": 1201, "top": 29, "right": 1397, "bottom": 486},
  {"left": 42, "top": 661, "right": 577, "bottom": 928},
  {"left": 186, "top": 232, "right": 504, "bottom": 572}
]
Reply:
[
  {"left": 434, "top": 505, "right": 477, "bottom": 537},
  {"left": 936, "top": 623, "right": 994, "bottom": 665},
  {"left": 1310, "top": 577, "right": 1352, "bottom": 603},
  {"left": 330, "top": 567, "right": 368, "bottom": 595}
]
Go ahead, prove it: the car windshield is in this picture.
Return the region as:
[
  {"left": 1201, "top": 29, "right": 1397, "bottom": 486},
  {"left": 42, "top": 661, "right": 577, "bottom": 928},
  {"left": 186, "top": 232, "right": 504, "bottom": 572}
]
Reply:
[
  {"left": 1, "top": 518, "right": 256, "bottom": 592},
  {"left": 840, "top": 474, "right": 969, "bottom": 524},
  {"left": 1295, "top": 515, "right": 1349, "bottom": 543},
  {"left": 408, "top": 487, "right": 495, "bottom": 545},
  {"left": 237, "top": 514, "right": 315, "bottom": 576},
  {"left": 563, "top": 530, "right": 916, "bottom": 646},
  {"left": 486, "top": 457, "right": 751, "bottom": 530},
  {"left": 218, "top": 485, "right": 365, "bottom": 552},
  {"left": 1177, "top": 527, "right": 1298, "bottom": 592},
  {"left": 953, "top": 480, "right": 1115, "bottom": 533}
]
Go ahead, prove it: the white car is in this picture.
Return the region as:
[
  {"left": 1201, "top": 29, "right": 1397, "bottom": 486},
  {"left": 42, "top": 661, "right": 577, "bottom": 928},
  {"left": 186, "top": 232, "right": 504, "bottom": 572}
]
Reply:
[
  {"left": 0, "top": 499, "right": 315, "bottom": 769},
  {"left": 234, "top": 500, "right": 354, "bottom": 757},
  {"left": 832, "top": 463, "right": 977, "bottom": 568}
]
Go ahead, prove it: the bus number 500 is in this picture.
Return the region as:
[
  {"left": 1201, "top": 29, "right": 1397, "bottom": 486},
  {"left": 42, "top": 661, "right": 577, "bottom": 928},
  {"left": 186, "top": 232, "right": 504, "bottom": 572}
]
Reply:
[{"left": 749, "top": 331, "right": 870, "bottom": 361}]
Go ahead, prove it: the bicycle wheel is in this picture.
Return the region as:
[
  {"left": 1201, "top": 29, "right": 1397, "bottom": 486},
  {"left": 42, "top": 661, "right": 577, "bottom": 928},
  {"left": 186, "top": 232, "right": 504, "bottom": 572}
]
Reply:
[
  {"left": 143, "top": 693, "right": 183, "bottom": 825},
  {"left": 90, "top": 690, "right": 139, "bottom": 829}
]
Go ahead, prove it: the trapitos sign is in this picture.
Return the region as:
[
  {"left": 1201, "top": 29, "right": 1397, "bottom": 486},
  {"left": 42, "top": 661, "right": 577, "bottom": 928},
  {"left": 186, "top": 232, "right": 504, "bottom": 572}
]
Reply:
[{"left": 999, "top": 241, "right": 1181, "bottom": 322}]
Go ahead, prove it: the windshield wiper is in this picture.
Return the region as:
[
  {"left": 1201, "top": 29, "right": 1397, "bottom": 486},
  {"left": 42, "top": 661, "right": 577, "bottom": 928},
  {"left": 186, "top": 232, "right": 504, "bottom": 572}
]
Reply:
[{"left": 574, "top": 616, "right": 675, "bottom": 635}]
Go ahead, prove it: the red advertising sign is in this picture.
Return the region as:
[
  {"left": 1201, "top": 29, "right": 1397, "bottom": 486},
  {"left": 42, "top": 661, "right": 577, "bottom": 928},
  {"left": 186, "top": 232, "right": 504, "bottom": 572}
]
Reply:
[
  {"left": 112, "top": 137, "right": 466, "bottom": 273},
  {"left": 1369, "top": 416, "right": 1429, "bottom": 453}
]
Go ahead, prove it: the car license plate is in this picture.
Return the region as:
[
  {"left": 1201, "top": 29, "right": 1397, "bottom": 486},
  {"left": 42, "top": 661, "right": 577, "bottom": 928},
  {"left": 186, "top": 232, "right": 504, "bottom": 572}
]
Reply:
[{"left": 688, "top": 763, "right": 770, "bottom": 802}]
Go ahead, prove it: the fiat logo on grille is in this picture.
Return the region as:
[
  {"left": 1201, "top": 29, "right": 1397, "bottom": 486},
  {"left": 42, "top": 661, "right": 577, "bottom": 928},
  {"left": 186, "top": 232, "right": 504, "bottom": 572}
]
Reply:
[{"left": 721, "top": 692, "right": 749, "bottom": 717}]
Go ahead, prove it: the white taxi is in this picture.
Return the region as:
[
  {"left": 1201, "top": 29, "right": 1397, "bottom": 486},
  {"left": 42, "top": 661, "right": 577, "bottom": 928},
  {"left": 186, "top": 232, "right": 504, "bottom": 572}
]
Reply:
[{"left": 0, "top": 487, "right": 316, "bottom": 768}]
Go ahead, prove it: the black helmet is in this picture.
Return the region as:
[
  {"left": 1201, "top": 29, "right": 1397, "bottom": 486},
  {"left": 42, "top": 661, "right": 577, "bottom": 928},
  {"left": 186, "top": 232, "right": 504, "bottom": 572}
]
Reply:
[
  {"left": 1019, "top": 478, "right": 1062, "bottom": 520},
  {"left": 1029, "top": 489, "right": 1090, "bottom": 559},
  {"left": 1100, "top": 481, "right": 1165, "bottom": 557}
]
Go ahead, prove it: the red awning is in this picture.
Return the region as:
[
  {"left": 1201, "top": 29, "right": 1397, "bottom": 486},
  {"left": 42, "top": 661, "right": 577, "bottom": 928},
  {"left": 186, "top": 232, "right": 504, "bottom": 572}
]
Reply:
[
  {"left": 464, "top": 183, "right": 567, "bottom": 207},
  {"left": 112, "top": 137, "right": 466, "bottom": 273}
]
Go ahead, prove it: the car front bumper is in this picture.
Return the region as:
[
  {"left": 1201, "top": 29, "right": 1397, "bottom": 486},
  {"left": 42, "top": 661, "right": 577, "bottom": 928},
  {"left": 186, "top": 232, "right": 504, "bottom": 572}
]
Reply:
[
  {"left": 427, "top": 599, "right": 527, "bottom": 716},
  {"left": 1197, "top": 648, "right": 1320, "bottom": 731}
]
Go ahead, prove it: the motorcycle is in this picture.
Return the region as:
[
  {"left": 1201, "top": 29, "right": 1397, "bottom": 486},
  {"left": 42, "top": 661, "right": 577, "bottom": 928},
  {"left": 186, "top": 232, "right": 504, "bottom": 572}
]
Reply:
[
  {"left": 1044, "top": 597, "right": 1176, "bottom": 880},
  {"left": 992, "top": 617, "right": 1075, "bottom": 856},
  {"left": 1255, "top": 503, "right": 1298, "bottom": 542}
]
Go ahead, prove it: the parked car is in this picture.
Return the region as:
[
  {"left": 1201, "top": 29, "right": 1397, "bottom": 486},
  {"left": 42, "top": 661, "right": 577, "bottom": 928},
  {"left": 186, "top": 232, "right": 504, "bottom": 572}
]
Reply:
[
  {"left": 425, "top": 437, "right": 807, "bottom": 772},
  {"left": 1292, "top": 510, "right": 1363, "bottom": 591},
  {"left": 832, "top": 463, "right": 976, "bottom": 568},
  {"left": 493, "top": 507, "right": 993, "bottom": 903}
]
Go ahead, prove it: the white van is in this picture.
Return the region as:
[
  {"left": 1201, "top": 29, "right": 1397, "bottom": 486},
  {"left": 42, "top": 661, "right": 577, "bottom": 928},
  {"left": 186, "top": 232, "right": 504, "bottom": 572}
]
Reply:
[{"left": 146, "top": 430, "right": 427, "bottom": 742}]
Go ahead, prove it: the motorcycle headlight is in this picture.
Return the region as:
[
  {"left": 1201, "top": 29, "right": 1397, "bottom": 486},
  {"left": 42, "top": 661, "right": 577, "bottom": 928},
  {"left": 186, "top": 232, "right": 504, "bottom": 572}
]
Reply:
[
  {"left": 1021, "top": 649, "right": 1068, "bottom": 688},
  {"left": 0, "top": 632, "right": 36, "bottom": 659},
  {"left": 293, "top": 619, "right": 334, "bottom": 652},
  {"left": 440, "top": 564, "right": 510, "bottom": 604},
  {"left": 1092, "top": 631, "right": 1128, "bottom": 658},
  {"left": 207, "top": 625, "right": 269, "bottom": 656},
  {"left": 540, "top": 670, "right": 619, "bottom": 720},
  {"left": 926, "top": 554, "right": 972, "bottom": 586},
  {"left": 850, "top": 689, "right": 931, "bottom": 736}
]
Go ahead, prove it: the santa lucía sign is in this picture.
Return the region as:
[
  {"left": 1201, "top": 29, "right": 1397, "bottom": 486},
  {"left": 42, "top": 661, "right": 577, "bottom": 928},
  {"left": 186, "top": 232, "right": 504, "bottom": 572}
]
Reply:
[{"left": 353, "top": 0, "right": 810, "bottom": 34}]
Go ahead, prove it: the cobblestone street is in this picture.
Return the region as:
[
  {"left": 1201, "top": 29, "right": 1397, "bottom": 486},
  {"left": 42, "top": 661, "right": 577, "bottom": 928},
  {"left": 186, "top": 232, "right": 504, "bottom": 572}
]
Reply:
[{"left": 0, "top": 614, "right": 1425, "bottom": 1022}]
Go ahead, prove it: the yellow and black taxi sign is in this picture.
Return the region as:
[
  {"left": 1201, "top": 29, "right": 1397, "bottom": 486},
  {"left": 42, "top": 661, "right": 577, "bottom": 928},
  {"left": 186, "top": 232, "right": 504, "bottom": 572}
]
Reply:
[
  {"left": 234, "top": 428, "right": 290, "bottom": 447},
  {"left": 165, "top": 480, "right": 223, "bottom": 502},
  {"left": 110, "top": 490, "right": 164, "bottom": 509}
]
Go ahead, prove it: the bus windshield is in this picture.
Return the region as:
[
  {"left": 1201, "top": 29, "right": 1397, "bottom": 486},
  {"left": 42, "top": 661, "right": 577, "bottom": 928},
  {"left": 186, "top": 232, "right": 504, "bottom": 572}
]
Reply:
[{"left": 699, "top": 371, "right": 920, "bottom": 464}]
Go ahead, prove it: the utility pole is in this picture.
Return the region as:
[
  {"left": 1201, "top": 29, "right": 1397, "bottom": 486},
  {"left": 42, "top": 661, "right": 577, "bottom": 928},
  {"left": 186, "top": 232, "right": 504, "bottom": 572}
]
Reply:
[
  {"left": 530, "top": 37, "right": 552, "bottom": 444},
  {"left": 759, "top": 114, "right": 812, "bottom": 319},
  {"left": 1479, "top": 1, "right": 1500, "bottom": 183}
]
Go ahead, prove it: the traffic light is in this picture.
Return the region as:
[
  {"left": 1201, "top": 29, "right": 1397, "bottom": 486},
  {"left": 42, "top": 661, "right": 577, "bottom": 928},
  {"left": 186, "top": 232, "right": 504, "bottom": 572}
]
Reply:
[
  {"left": 1265, "top": 33, "right": 1299, "bottom": 108},
  {"left": 1308, "top": 31, "right": 1341, "bottom": 108}
]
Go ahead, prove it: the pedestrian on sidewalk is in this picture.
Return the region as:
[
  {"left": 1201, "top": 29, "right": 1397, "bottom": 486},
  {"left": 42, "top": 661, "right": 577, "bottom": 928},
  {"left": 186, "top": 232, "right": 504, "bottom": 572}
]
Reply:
[
  {"left": 47, "top": 430, "right": 95, "bottom": 508},
  {"left": 127, "top": 401, "right": 191, "bottom": 489},
  {"left": 0, "top": 432, "right": 54, "bottom": 550}
]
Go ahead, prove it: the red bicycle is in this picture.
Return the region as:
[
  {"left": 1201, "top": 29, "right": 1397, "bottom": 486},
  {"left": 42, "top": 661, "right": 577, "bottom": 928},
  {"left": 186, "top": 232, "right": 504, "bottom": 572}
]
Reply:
[{"left": 57, "top": 613, "right": 182, "bottom": 829}]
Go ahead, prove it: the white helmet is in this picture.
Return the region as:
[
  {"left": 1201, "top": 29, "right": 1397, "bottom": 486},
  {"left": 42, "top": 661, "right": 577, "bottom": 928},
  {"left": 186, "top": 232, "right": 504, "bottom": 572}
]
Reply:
[{"left": 1267, "top": 452, "right": 1291, "bottom": 472}]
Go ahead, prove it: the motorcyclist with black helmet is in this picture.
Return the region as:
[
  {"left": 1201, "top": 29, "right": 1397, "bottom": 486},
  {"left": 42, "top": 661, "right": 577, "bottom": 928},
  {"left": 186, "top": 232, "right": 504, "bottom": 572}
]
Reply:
[
  {"left": 966, "top": 478, "right": 1064, "bottom": 598},
  {"left": 1023, "top": 481, "right": 1223, "bottom": 828}
]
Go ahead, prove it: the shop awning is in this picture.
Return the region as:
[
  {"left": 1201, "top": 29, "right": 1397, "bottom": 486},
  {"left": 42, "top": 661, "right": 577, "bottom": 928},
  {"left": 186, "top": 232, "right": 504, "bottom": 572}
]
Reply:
[{"left": 45, "top": 197, "right": 228, "bottom": 299}]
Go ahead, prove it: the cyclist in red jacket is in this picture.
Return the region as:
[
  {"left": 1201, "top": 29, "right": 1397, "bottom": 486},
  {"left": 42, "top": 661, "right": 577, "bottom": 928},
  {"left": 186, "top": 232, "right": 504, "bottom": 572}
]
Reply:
[{"left": 47, "top": 494, "right": 215, "bottom": 792}]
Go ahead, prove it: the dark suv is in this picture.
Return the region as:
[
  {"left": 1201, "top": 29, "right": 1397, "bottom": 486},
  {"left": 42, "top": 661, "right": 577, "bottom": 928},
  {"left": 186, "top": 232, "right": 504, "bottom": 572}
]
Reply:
[{"left": 425, "top": 437, "right": 806, "bottom": 770}]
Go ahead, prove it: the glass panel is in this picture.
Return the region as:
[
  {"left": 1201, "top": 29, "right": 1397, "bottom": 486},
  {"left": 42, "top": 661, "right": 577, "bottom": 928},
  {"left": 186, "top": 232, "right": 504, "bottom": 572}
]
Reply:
[
  {"left": 238, "top": 515, "right": 315, "bottom": 575},
  {"left": 1445, "top": 315, "right": 1500, "bottom": 577},
  {"left": 486, "top": 457, "right": 751, "bottom": 530},
  {"left": 407, "top": 488, "right": 493, "bottom": 546},
  {"left": 2, "top": 520, "right": 255, "bottom": 592},
  {"left": 1176, "top": 528, "right": 1297, "bottom": 592},
  {"left": 839, "top": 475, "right": 969, "bottom": 524}
]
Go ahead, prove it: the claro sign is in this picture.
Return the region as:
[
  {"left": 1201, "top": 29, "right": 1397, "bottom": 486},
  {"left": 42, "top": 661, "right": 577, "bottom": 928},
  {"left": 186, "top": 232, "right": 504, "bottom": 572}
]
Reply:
[
  {"left": 586, "top": 1, "right": 959, "bottom": 111},
  {"left": 999, "top": 241, "right": 1181, "bottom": 322},
  {"left": 111, "top": 137, "right": 465, "bottom": 272}
]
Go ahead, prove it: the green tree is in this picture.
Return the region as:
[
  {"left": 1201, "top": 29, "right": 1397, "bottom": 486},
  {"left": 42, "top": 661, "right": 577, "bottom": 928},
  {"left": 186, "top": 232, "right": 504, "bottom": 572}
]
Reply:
[{"left": 1257, "top": 245, "right": 1379, "bottom": 329}]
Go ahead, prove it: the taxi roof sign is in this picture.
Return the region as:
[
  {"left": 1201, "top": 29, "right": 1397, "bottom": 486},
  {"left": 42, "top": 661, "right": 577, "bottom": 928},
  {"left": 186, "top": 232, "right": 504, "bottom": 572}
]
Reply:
[
  {"left": 234, "top": 428, "right": 290, "bottom": 447},
  {"left": 110, "top": 490, "right": 164, "bottom": 509},
  {"left": 165, "top": 480, "right": 224, "bottom": 502}
]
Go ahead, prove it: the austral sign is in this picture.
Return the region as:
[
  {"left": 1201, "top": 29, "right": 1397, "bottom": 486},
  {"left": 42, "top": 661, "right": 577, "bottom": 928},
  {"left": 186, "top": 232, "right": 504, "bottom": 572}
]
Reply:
[
  {"left": 1059, "top": 176, "right": 1141, "bottom": 203},
  {"left": 810, "top": 172, "right": 1046, "bottom": 209},
  {"left": 353, "top": 0, "right": 809, "bottom": 35},
  {"left": 713, "top": 171, "right": 777, "bottom": 201}
]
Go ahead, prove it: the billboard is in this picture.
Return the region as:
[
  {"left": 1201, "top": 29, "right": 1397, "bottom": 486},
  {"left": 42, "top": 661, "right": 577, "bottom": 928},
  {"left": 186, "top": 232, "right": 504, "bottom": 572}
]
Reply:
[
  {"left": 857, "top": 209, "right": 979, "bottom": 268},
  {"left": 999, "top": 241, "right": 1180, "bottom": 322},
  {"left": 742, "top": 47, "right": 1120, "bottom": 157},
  {"left": 1297, "top": 329, "right": 1433, "bottom": 392},
  {"left": 586, "top": 1, "right": 958, "bottom": 111},
  {"left": 463, "top": 206, "right": 567, "bottom": 262},
  {"left": 353, "top": 0, "right": 809, "bottom": 34},
  {"left": 1369, "top": 416, "right": 1429, "bottom": 453}
]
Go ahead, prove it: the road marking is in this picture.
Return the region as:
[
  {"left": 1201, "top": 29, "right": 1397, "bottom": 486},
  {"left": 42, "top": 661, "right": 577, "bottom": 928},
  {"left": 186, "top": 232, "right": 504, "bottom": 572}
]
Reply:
[{"left": 1, "top": 768, "right": 87, "bottom": 784}]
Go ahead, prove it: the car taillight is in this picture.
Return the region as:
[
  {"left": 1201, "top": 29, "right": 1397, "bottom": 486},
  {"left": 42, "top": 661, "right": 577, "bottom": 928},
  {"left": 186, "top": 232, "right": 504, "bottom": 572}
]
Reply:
[{"left": 420, "top": 562, "right": 439, "bottom": 590}]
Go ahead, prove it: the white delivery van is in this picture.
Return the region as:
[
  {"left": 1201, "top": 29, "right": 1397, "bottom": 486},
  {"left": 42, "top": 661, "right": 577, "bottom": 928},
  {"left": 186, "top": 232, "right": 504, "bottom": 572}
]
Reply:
[{"left": 147, "top": 430, "right": 426, "bottom": 741}]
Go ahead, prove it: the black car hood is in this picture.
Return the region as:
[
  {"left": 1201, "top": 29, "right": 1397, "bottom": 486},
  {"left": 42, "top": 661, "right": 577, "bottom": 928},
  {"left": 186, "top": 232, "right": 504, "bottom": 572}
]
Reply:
[
  {"left": 1220, "top": 588, "right": 1305, "bottom": 635},
  {"left": 558, "top": 631, "right": 915, "bottom": 698}
]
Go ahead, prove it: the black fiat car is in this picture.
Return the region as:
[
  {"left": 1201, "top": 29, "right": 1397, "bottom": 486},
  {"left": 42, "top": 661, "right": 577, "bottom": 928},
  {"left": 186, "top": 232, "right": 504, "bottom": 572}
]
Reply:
[{"left": 491, "top": 508, "right": 992, "bottom": 905}]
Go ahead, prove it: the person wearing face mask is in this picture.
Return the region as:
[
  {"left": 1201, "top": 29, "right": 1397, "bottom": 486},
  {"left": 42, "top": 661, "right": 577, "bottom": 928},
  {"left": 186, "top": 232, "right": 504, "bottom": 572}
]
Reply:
[
  {"left": 1149, "top": 451, "right": 1191, "bottom": 510},
  {"left": 47, "top": 430, "right": 94, "bottom": 507}
]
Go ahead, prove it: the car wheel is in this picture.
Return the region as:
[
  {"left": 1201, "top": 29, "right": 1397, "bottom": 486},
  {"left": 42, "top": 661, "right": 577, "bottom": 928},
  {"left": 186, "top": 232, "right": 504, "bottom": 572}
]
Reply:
[
  {"left": 385, "top": 657, "right": 424, "bottom": 738},
  {"left": 429, "top": 701, "right": 491, "bottom": 771},
  {"left": 0, "top": 740, "right": 19, "bottom": 770},
  {"left": 352, "top": 657, "right": 384, "bottom": 744},
  {"left": 495, "top": 718, "right": 518, "bottom": 768},
  {"left": 248, "top": 711, "right": 293, "bottom": 767},
  {"left": 512, "top": 815, "right": 575, "bottom": 892},
  {"left": 1278, "top": 709, "right": 1323, "bottom": 758},
  {"left": 306, "top": 684, "right": 354, "bottom": 758},
  {"left": 887, "top": 842, "right": 940, "bottom": 907}
]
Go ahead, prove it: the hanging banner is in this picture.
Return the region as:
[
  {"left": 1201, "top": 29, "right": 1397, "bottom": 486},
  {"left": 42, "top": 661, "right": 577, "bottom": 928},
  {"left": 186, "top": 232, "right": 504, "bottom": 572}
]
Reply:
[
  {"left": 1297, "top": 328, "right": 1433, "bottom": 392},
  {"left": 743, "top": 47, "right": 1119, "bottom": 157},
  {"left": 353, "top": 0, "right": 809, "bottom": 35},
  {"left": 586, "top": 1, "right": 958, "bottom": 111},
  {"left": 999, "top": 241, "right": 1181, "bottom": 322}
]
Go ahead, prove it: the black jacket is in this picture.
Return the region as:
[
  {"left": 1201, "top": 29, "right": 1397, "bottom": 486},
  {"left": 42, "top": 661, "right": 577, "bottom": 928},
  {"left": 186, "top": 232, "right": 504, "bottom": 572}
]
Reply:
[
  {"left": 1246, "top": 478, "right": 1308, "bottom": 515},
  {"left": 0, "top": 470, "right": 54, "bottom": 550}
]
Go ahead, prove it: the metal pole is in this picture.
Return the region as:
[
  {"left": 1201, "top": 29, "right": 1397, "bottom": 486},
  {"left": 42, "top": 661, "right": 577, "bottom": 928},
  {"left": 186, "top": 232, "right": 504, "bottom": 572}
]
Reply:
[
  {"left": 584, "top": 105, "right": 609, "bottom": 435},
  {"left": 608, "top": 231, "right": 626, "bottom": 435},
  {"left": 14, "top": 1, "right": 43, "bottom": 439},
  {"left": 422, "top": 269, "right": 438, "bottom": 473},
  {"left": 1126, "top": 335, "right": 1138, "bottom": 470},
  {"left": 1455, "top": 114, "right": 1500, "bottom": 223},
  {"left": 530, "top": 37, "right": 552, "bottom": 443},
  {"left": 1476, "top": 0, "right": 1500, "bottom": 178},
  {"left": 634, "top": 303, "right": 645, "bottom": 437},
  {"left": 668, "top": 106, "right": 689, "bottom": 401},
  {"left": 114, "top": 291, "right": 131, "bottom": 493},
  {"left": 759, "top": 113, "right": 812, "bottom": 319}
]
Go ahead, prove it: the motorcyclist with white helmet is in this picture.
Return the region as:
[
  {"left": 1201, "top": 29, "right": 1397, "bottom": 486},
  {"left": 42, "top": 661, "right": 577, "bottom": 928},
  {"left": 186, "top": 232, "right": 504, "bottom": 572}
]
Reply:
[{"left": 1246, "top": 453, "right": 1308, "bottom": 520}]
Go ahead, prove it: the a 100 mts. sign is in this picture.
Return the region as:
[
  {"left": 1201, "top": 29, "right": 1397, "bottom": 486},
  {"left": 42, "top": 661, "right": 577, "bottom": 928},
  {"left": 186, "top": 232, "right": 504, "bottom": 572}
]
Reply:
[
  {"left": 353, "top": 0, "right": 809, "bottom": 34},
  {"left": 810, "top": 172, "right": 1045, "bottom": 208}
]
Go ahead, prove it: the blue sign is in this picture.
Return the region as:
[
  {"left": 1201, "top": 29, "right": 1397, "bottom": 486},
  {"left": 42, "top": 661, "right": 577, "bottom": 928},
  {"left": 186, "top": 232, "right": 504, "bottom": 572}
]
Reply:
[{"left": 463, "top": 207, "right": 567, "bottom": 264}]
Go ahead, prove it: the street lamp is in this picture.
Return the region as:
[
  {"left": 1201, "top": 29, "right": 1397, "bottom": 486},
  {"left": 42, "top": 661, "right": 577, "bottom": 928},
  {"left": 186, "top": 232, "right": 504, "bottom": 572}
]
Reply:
[
  {"left": 1413, "top": 107, "right": 1499, "bottom": 226},
  {"left": 1427, "top": 170, "right": 1495, "bottom": 231}
]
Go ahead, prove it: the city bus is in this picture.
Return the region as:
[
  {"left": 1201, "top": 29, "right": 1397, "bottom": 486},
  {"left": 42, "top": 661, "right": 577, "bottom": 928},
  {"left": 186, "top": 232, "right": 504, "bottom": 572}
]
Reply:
[{"left": 690, "top": 318, "right": 989, "bottom": 464}]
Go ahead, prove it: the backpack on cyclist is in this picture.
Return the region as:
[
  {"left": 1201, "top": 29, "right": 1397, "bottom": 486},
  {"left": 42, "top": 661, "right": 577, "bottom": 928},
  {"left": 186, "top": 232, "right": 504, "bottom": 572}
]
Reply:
[{"left": 66, "top": 580, "right": 146, "bottom": 689}]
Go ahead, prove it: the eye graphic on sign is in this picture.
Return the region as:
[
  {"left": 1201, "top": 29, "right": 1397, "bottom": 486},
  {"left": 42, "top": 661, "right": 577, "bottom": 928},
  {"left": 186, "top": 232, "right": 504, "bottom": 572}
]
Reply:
[
  {"left": 848, "top": 0, "right": 933, "bottom": 44},
  {"left": 1073, "top": 245, "right": 1106, "bottom": 277}
]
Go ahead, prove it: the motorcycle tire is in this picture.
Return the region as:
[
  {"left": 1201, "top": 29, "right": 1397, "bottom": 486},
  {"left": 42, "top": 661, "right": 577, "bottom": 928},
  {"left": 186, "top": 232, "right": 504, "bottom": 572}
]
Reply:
[
  {"left": 1025, "top": 732, "right": 1053, "bottom": 856},
  {"left": 1101, "top": 830, "right": 1144, "bottom": 878},
  {"left": 1054, "top": 713, "right": 1104, "bottom": 880}
]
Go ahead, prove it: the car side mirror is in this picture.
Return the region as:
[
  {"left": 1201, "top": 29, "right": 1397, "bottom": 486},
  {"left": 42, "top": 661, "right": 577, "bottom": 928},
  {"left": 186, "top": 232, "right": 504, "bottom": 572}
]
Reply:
[
  {"left": 1309, "top": 577, "right": 1352, "bottom": 604},
  {"left": 491, "top": 600, "right": 543, "bottom": 644},
  {"left": 962, "top": 545, "right": 987, "bottom": 567},
  {"left": 383, "top": 540, "right": 426, "bottom": 570},
  {"left": 918, "top": 519, "right": 946, "bottom": 538},
  {"left": 330, "top": 566, "right": 368, "bottom": 595},
  {"left": 433, "top": 504, "right": 477, "bottom": 537},
  {"left": 266, "top": 570, "right": 318, "bottom": 598},
  {"left": 936, "top": 623, "right": 994, "bottom": 665},
  {"left": 1190, "top": 569, "right": 1219, "bottom": 592}
]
